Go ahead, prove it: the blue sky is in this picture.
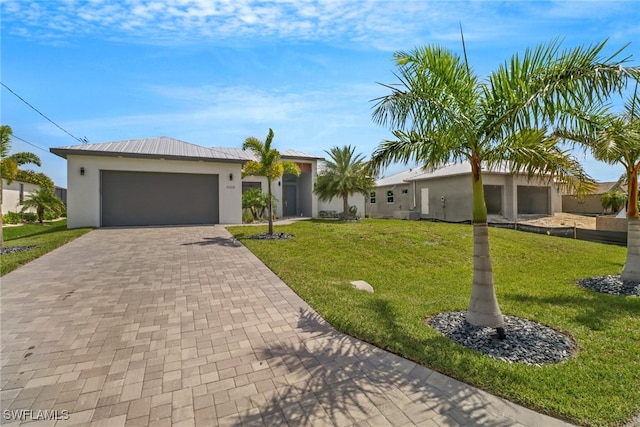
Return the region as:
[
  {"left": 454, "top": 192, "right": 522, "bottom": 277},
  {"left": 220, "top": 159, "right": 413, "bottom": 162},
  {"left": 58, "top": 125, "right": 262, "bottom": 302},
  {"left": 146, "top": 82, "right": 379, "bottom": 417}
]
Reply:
[{"left": 1, "top": 0, "right": 638, "bottom": 188}]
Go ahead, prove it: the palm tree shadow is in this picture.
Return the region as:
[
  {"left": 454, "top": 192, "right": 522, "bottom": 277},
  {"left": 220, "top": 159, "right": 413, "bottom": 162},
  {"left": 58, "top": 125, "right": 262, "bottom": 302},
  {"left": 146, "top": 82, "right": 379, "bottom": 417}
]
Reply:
[
  {"left": 181, "top": 237, "right": 243, "bottom": 247},
  {"left": 504, "top": 291, "right": 640, "bottom": 331},
  {"left": 232, "top": 307, "right": 514, "bottom": 426}
]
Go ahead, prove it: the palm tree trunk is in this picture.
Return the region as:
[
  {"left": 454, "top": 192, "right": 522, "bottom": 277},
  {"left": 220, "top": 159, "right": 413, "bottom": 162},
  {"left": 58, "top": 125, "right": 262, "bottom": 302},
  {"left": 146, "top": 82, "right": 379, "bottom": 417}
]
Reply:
[
  {"left": 466, "top": 157, "right": 505, "bottom": 329},
  {"left": 267, "top": 179, "right": 274, "bottom": 235},
  {"left": 343, "top": 194, "right": 349, "bottom": 218},
  {"left": 621, "top": 166, "right": 640, "bottom": 282},
  {"left": 621, "top": 217, "right": 640, "bottom": 282}
]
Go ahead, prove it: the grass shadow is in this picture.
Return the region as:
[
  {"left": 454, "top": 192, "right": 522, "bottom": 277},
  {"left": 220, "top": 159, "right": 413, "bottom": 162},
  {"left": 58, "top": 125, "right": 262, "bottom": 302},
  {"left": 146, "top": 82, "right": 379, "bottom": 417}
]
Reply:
[
  {"left": 503, "top": 291, "right": 640, "bottom": 331},
  {"left": 3, "top": 222, "right": 68, "bottom": 241}
]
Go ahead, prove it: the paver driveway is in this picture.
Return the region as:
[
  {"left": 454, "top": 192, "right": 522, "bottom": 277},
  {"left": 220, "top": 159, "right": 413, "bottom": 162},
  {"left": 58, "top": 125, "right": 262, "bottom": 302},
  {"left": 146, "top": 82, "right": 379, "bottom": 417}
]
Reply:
[{"left": 1, "top": 226, "right": 575, "bottom": 426}]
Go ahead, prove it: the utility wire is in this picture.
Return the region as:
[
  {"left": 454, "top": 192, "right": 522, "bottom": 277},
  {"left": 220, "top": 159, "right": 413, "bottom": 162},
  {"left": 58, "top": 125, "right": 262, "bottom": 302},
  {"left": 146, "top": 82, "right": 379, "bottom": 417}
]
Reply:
[
  {"left": 1, "top": 82, "right": 88, "bottom": 144},
  {"left": 12, "top": 135, "right": 55, "bottom": 156}
]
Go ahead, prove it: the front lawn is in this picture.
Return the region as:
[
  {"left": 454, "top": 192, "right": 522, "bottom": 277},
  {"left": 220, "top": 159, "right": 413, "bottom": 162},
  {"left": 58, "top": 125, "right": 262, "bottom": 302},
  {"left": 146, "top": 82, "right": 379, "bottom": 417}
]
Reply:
[
  {"left": 1, "top": 220, "right": 93, "bottom": 276},
  {"left": 227, "top": 219, "right": 639, "bottom": 427}
]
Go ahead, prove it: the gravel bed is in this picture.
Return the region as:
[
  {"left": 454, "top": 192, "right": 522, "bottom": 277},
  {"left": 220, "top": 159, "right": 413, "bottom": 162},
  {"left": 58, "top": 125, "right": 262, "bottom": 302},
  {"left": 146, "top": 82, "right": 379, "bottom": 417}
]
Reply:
[
  {"left": 577, "top": 275, "right": 640, "bottom": 296},
  {"left": 427, "top": 311, "right": 576, "bottom": 365},
  {"left": 0, "top": 245, "right": 36, "bottom": 255},
  {"left": 247, "top": 233, "right": 294, "bottom": 240}
]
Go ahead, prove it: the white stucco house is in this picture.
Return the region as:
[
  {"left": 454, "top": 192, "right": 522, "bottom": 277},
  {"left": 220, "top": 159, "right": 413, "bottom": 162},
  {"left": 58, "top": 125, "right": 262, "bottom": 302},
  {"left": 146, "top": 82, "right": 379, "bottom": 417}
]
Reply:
[
  {"left": 366, "top": 161, "right": 563, "bottom": 222},
  {"left": 51, "top": 137, "right": 331, "bottom": 228},
  {"left": 1, "top": 179, "right": 40, "bottom": 215}
]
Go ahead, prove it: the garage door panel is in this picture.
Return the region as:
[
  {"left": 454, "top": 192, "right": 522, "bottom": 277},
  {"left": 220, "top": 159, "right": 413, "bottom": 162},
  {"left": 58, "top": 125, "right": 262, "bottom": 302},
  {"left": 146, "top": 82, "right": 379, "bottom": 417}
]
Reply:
[{"left": 101, "top": 171, "right": 219, "bottom": 226}]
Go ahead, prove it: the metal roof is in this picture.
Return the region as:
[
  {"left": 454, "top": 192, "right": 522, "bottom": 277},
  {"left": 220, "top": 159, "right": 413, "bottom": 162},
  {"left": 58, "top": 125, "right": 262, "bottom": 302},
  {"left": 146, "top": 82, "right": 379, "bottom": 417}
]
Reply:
[
  {"left": 375, "top": 161, "right": 516, "bottom": 186},
  {"left": 281, "top": 149, "right": 324, "bottom": 160},
  {"left": 51, "top": 137, "right": 319, "bottom": 163}
]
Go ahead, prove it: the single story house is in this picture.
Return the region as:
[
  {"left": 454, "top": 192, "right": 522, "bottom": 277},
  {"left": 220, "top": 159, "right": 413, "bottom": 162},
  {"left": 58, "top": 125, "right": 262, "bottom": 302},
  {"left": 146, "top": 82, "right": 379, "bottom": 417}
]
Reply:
[
  {"left": 51, "top": 137, "right": 327, "bottom": 228},
  {"left": 366, "top": 161, "right": 563, "bottom": 222},
  {"left": 1, "top": 179, "right": 40, "bottom": 215}
]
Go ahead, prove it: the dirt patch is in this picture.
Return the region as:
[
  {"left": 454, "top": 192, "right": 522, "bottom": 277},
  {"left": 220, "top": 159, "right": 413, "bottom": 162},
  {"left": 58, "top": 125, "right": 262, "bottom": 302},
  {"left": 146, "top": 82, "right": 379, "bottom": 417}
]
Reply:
[{"left": 518, "top": 213, "right": 596, "bottom": 230}]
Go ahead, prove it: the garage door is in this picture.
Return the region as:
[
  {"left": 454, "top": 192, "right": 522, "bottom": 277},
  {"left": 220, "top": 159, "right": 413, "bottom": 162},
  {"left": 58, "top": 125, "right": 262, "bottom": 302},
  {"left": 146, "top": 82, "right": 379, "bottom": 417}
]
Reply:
[
  {"left": 517, "top": 186, "right": 549, "bottom": 215},
  {"left": 101, "top": 171, "right": 219, "bottom": 226}
]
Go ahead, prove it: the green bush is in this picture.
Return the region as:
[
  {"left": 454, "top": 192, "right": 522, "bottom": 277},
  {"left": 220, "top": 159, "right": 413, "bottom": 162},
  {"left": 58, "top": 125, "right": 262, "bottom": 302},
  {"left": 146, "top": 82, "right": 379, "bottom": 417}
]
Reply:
[
  {"left": 43, "top": 210, "right": 60, "bottom": 221},
  {"left": 3, "top": 211, "right": 22, "bottom": 224},
  {"left": 21, "top": 212, "right": 38, "bottom": 223}
]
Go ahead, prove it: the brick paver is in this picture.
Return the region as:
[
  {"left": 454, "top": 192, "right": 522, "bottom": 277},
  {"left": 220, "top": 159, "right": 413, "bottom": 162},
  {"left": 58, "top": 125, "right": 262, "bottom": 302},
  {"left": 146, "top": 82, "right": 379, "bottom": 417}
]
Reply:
[{"left": 0, "top": 226, "right": 576, "bottom": 426}]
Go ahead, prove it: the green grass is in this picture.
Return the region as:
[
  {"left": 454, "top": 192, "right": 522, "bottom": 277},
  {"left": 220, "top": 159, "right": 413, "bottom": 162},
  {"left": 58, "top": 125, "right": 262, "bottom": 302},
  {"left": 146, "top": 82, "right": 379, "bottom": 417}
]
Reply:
[
  {"left": 1, "top": 220, "right": 93, "bottom": 276},
  {"left": 227, "top": 219, "right": 639, "bottom": 427}
]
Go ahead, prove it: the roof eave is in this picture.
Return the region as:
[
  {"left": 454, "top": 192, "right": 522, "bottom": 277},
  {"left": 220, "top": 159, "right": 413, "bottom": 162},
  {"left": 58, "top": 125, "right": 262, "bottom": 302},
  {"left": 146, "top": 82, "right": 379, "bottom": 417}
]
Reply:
[{"left": 49, "top": 148, "right": 247, "bottom": 164}]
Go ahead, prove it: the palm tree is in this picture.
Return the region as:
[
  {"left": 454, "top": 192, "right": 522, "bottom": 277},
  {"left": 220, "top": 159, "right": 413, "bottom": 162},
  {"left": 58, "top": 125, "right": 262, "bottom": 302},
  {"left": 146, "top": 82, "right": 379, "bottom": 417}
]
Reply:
[
  {"left": 242, "top": 128, "right": 301, "bottom": 235},
  {"left": 557, "top": 87, "right": 640, "bottom": 281},
  {"left": 20, "top": 188, "right": 65, "bottom": 223},
  {"left": 1, "top": 125, "right": 42, "bottom": 248},
  {"left": 314, "top": 145, "right": 374, "bottom": 219},
  {"left": 369, "top": 40, "right": 635, "bottom": 336}
]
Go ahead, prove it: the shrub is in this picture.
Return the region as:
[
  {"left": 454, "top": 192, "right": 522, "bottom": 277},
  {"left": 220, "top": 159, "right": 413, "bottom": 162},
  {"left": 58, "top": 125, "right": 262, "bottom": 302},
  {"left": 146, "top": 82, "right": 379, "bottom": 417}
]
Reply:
[
  {"left": 3, "top": 211, "right": 22, "bottom": 224},
  {"left": 601, "top": 190, "right": 627, "bottom": 213},
  {"left": 21, "top": 212, "right": 38, "bottom": 223}
]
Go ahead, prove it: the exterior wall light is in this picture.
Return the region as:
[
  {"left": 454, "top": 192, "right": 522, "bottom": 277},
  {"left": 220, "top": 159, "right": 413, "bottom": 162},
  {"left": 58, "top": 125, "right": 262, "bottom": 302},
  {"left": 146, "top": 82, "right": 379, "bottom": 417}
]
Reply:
[
  {"left": 229, "top": 173, "right": 233, "bottom": 181},
  {"left": 80, "top": 167, "right": 85, "bottom": 176}
]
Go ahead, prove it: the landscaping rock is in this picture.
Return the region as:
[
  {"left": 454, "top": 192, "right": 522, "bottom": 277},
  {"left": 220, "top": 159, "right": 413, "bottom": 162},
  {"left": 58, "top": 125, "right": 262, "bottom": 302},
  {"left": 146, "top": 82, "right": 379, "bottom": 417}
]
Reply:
[
  {"left": 427, "top": 311, "right": 576, "bottom": 365},
  {"left": 350, "top": 280, "right": 374, "bottom": 293},
  {"left": 247, "top": 233, "right": 294, "bottom": 240},
  {"left": 577, "top": 275, "right": 640, "bottom": 296},
  {"left": 0, "top": 245, "right": 36, "bottom": 255}
]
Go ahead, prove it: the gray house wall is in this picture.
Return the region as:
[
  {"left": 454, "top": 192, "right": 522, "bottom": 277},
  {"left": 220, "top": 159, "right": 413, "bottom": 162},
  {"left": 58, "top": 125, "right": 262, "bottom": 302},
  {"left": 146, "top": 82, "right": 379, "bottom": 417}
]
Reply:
[
  {"left": 415, "top": 174, "right": 472, "bottom": 222},
  {"left": 563, "top": 194, "right": 605, "bottom": 214},
  {"left": 366, "top": 183, "right": 412, "bottom": 218}
]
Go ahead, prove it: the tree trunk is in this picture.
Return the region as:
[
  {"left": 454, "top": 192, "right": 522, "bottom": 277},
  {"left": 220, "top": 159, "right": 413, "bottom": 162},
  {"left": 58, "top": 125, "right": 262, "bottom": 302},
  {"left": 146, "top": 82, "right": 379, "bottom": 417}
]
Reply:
[
  {"left": 621, "top": 217, "right": 640, "bottom": 282},
  {"left": 267, "top": 179, "right": 274, "bottom": 235},
  {"left": 466, "top": 156, "right": 505, "bottom": 328},
  {"left": 621, "top": 165, "right": 640, "bottom": 282},
  {"left": 343, "top": 194, "right": 349, "bottom": 218}
]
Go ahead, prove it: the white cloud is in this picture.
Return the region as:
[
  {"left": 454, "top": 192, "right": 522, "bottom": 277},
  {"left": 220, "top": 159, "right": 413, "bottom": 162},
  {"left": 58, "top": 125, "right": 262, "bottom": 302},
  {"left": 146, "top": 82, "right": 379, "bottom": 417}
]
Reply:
[{"left": 2, "top": 0, "right": 575, "bottom": 49}]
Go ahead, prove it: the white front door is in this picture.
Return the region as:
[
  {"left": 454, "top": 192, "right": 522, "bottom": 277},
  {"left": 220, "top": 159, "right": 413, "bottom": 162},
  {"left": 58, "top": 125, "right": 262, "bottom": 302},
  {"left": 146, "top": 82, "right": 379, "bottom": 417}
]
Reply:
[{"left": 421, "top": 188, "right": 429, "bottom": 215}]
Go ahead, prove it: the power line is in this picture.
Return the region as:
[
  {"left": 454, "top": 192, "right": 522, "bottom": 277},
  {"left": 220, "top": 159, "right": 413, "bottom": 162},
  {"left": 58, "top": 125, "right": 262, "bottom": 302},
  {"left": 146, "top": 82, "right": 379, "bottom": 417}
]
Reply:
[
  {"left": 11, "top": 135, "right": 54, "bottom": 156},
  {"left": 1, "top": 81, "right": 88, "bottom": 144}
]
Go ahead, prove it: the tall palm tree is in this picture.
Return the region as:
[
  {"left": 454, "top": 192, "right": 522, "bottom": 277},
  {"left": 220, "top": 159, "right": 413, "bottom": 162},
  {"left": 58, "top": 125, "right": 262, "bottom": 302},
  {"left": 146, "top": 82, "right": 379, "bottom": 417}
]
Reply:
[
  {"left": 314, "top": 145, "right": 374, "bottom": 219},
  {"left": 242, "top": 128, "right": 300, "bottom": 235},
  {"left": 20, "top": 188, "right": 65, "bottom": 223},
  {"left": 369, "top": 40, "right": 635, "bottom": 336},
  {"left": 557, "top": 87, "right": 640, "bottom": 281},
  {"left": 1, "top": 125, "right": 42, "bottom": 248}
]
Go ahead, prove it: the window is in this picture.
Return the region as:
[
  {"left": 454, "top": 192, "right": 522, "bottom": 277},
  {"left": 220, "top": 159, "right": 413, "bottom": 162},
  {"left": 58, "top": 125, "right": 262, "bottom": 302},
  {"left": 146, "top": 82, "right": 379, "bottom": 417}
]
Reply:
[
  {"left": 242, "top": 182, "right": 261, "bottom": 193},
  {"left": 19, "top": 183, "right": 24, "bottom": 203},
  {"left": 370, "top": 192, "right": 376, "bottom": 204},
  {"left": 387, "top": 190, "right": 394, "bottom": 203},
  {"left": 401, "top": 188, "right": 409, "bottom": 194}
]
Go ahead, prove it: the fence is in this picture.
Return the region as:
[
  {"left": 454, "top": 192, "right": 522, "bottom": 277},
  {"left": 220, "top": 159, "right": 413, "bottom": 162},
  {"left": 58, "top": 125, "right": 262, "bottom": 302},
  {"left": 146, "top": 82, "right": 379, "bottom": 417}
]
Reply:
[{"left": 422, "top": 218, "right": 627, "bottom": 246}]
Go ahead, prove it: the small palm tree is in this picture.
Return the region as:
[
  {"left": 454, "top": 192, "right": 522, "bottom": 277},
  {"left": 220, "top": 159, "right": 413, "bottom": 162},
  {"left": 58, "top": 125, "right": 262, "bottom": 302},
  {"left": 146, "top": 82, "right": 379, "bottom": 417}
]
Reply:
[
  {"left": 558, "top": 87, "right": 640, "bottom": 281},
  {"left": 369, "top": 39, "right": 634, "bottom": 336},
  {"left": 20, "top": 188, "right": 65, "bottom": 224},
  {"left": 314, "top": 145, "right": 374, "bottom": 219},
  {"left": 1, "top": 125, "right": 42, "bottom": 248},
  {"left": 242, "top": 128, "right": 300, "bottom": 235},
  {"left": 242, "top": 188, "right": 272, "bottom": 221}
]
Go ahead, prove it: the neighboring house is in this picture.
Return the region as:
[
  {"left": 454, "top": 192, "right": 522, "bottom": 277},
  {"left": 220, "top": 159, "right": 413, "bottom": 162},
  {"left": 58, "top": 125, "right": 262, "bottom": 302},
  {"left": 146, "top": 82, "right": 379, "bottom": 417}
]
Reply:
[
  {"left": 55, "top": 186, "right": 67, "bottom": 206},
  {"left": 51, "top": 137, "right": 326, "bottom": 228},
  {"left": 562, "top": 181, "right": 620, "bottom": 215},
  {"left": 366, "top": 161, "right": 563, "bottom": 222},
  {"left": 1, "top": 178, "right": 40, "bottom": 215}
]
